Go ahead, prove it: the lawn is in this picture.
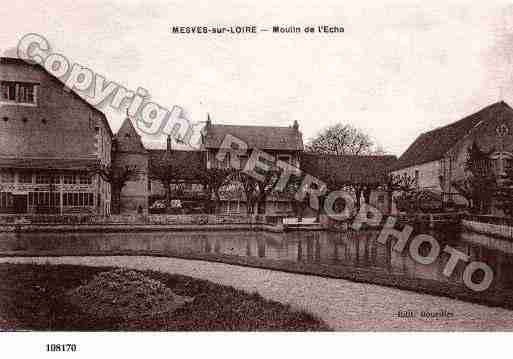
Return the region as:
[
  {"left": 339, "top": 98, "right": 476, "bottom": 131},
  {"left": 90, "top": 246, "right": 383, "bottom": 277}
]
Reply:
[{"left": 0, "top": 263, "right": 329, "bottom": 331}]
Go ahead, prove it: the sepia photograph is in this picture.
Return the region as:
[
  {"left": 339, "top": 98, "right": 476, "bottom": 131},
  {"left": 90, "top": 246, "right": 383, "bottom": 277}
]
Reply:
[{"left": 1, "top": 0, "right": 513, "bottom": 356}]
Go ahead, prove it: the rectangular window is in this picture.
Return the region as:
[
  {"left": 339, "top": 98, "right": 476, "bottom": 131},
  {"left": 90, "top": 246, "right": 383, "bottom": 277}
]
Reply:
[
  {"left": 19, "top": 172, "right": 33, "bottom": 184},
  {"left": 1, "top": 82, "right": 16, "bottom": 101},
  {"left": 0, "top": 171, "right": 14, "bottom": 183},
  {"left": 61, "top": 192, "right": 93, "bottom": 206},
  {"left": 1, "top": 82, "right": 36, "bottom": 104},
  {"left": 63, "top": 174, "right": 76, "bottom": 184},
  {"left": 0, "top": 192, "right": 13, "bottom": 209},
  {"left": 28, "top": 192, "right": 59, "bottom": 207},
  {"left": 79, "top": 174, "right": 92, "bottom": 184},
  {"left": 18, "top": 83, "right": 35, "bottom": 103},
  {"left": 36, "top": 173, "right": 51, "bottom": 184}
]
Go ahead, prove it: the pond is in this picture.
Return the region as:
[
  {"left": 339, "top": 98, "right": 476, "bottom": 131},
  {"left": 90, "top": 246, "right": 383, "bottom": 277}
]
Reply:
[{"left": 1, "top": 226, "right": 513, "bottom": 296}]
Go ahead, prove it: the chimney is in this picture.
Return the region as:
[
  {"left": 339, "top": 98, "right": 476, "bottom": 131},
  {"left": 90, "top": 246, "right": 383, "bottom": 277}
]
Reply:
[
  {"left": 292, "top": 120, "right": 299, "bottom": 130},
  {"left": 166, "top": 135, "right": 172, "bottom": 151},
  {"left": 206, "top": 113, "right": 212, "bottom": 127}
]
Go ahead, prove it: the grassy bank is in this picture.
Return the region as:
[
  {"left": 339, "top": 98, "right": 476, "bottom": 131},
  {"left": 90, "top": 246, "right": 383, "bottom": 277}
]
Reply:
[
  {"left": 2, "top": 250, "right": 513, "bottom": 311},
  {"left": 0, "top": 263, "right": 330, "bottom": 331}
]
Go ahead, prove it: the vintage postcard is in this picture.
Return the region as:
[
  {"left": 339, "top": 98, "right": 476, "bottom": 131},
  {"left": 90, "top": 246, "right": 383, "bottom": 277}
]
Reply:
[{"left": 0, "top": 0, "right": 512, "bottom": 356}]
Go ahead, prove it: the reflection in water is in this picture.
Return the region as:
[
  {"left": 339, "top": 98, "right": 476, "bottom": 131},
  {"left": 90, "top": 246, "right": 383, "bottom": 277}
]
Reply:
[{"left": 2, "top": 227, "right": 513, "bottom": 294}]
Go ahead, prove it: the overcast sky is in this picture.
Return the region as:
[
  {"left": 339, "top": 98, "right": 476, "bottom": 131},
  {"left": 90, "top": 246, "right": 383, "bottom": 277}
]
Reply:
[{"left": 2, "top": 0, "right": 513, "bottom": 155}]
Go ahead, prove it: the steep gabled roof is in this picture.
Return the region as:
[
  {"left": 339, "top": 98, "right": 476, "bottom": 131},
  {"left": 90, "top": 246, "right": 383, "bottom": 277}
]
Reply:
[
  {"left": 114, "top": 117, "right": 147, "bottom": 153},
  {"left": 392, "top": 101, "right": 513, "bottom": 171},
  {"left": 148, "top": 149, "right": 205, "bottom": 181},
  {"left": 203, "top": 124, "right": 303, "bottom": 151},
  {"left": 301, "top": 152, "right": 397, "bottom": 186}
]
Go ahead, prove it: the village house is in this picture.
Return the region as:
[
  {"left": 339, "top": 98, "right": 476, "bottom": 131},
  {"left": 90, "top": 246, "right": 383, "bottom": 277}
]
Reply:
[
  {"left": 200, "top": 117, "right": 304, "bottom": 214},
  {"left": 0, "top": 57, "right": 113, "bottom": 215},
  {"left": 391, "top": 101, "right": 513, "bottom": 213},
  {"left": 117, "top": 116, "right": 396, "bottom": 216},
  {"left": 0, "top": 56, "right": 397, "bottom": 218}
]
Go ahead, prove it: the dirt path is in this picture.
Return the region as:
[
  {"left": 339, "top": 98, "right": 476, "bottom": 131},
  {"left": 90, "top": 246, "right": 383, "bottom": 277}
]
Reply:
[{"left": 1, "top": 256, "right": 512, "bottom": 331}]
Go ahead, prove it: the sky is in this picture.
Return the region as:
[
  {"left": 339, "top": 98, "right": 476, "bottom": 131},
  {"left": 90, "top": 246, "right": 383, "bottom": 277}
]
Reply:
[{"left": 2, "top": 0, "right": 513, "bottom": 155}]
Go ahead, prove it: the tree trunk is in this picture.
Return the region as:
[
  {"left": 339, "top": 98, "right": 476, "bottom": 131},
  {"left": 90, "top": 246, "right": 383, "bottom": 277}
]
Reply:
[
  {"left": 387, "top": 190, "right": 393, "bottom": 215},
  {"left": 214, "top": 190, "right": 221, "bottom": 214},
  {"left": 112, "top": 187, "right": 122, "bottom": 214},
  {"left": 165, "top": 181, "right": 171, "bottom": 213},
  {"left": 355, "top": 187, "right": 362, "bottom": 213},
  {"left": 363, "top": 187, "right": 372, "bottom": 206}
]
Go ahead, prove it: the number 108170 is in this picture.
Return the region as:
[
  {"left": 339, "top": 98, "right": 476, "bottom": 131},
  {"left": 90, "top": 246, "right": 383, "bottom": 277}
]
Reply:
[{"left": 46, "top": 344, "right": 77, "bottom": 352}]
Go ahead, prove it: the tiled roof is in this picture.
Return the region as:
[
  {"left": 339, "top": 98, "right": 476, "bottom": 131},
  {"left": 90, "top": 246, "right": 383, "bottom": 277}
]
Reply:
[
  {"left": 392, "top": 101, "right": 513, "bottom": 171},
  {"left": 148, "top": 150, "right": 206, "bottom": 181},
  {"left": 203, "top": 124, "right": 303, "bottom": 151},
  {"left": 114, "top": 117, "right": 147, "bottom": 153},
  {"left": 301, "top": 153, "right": 397, "bottom": 186},
  {"left": 0, "top": 157, "right": 100, "bottom": 170}
]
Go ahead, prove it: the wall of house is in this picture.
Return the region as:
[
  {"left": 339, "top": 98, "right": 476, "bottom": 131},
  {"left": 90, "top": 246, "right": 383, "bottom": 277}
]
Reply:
[
  {"left": 391, "top": 160, "right": 442, "bottom": 192},
  {"left": 206, "top": 148, "right": 301, "bottom": 170},
  {"left": 443, "top": 115, "right": 513, "bottom": 212},
  {"left": 0, "top": 60, "right": 112, "bottom": 215},
  {"left": 0, "top": 60, "right": 110, "bottom": 160},
  {"left": 446, "top": 115, "right": 513, "bottom": 184}
]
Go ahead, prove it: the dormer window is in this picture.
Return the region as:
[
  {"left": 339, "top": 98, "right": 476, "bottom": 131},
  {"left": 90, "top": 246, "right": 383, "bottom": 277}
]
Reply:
[{"left": 1, "top": 81, "right": 37, "bottom": 105}]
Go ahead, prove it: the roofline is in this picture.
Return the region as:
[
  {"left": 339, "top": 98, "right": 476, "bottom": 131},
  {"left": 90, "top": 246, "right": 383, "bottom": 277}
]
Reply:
[
  {"left": 303, "top": 152, "right": 397, "bottom": 160},
  {"left": 419, "top": 101, "right": 512, "bottom": 138},
  {"left": 209, "top": 123, "right": 299, "bottom": 129},
  {"left": 393, "top": 101, "right": 513, "bottom": 170},
  {"left": 1, "top": 57, "right": 114, "bottom": 138},
  {"left": 390, "top": 158, "right": 440, "bottom": 172}
]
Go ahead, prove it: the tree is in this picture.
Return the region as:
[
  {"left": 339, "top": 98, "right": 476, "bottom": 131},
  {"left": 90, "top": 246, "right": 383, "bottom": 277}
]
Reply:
[
  {"left": 306, "top": 123, "right": 382, "bottom": 156},
  {"left": 286, "top": 175, "right": 309, "bottom": 222},
  {"left": 381, "top": 173, "right": 416, "bottom": 214},
  {"left": 231, "top": 171, "right": 260, "bottom": 215},
  {"left": 149, "top": 153, "right": 190, "bottom": 212},
  {"left": 494, "top": 166, "right": 513, "bottom": 217},
  {"left": 103, "top": 165, "right": 137, "bottom": 214},
  {"left": 454, "top": 142, "right": 496, "bottom": 214},
  {"left": 197, "top": 168, "right": 236, "bottom": 214}
]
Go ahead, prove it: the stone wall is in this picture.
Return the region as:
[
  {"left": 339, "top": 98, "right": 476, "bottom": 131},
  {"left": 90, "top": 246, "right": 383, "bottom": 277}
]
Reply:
[{"left": 0, "top": 213, "right": 264, "bottom": 225}]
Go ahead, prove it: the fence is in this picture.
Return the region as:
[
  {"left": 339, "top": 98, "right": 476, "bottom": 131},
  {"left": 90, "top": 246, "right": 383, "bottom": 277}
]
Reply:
[{"left": 462, "top": 214, "right": 513, "bottom": 240}]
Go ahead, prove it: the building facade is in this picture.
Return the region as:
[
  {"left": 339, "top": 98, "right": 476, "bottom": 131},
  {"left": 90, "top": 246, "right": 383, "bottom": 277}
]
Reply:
[
  {"left": 115, "top": 116, "right": 395, "bottom": 216},
  {"left": 391, "top": 101, "right": 513, "bottom": 213},
  {"left": 0, "top": 57, "right": 113, "bottom": 215},
  {"left": 0, "top": 56, "right": 397, "bottom": 217}
]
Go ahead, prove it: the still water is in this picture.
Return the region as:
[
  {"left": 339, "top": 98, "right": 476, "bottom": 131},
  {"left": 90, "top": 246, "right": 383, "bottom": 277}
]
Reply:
[{"left": 1, "top": 227, "right": 513, "bottom": 295}]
